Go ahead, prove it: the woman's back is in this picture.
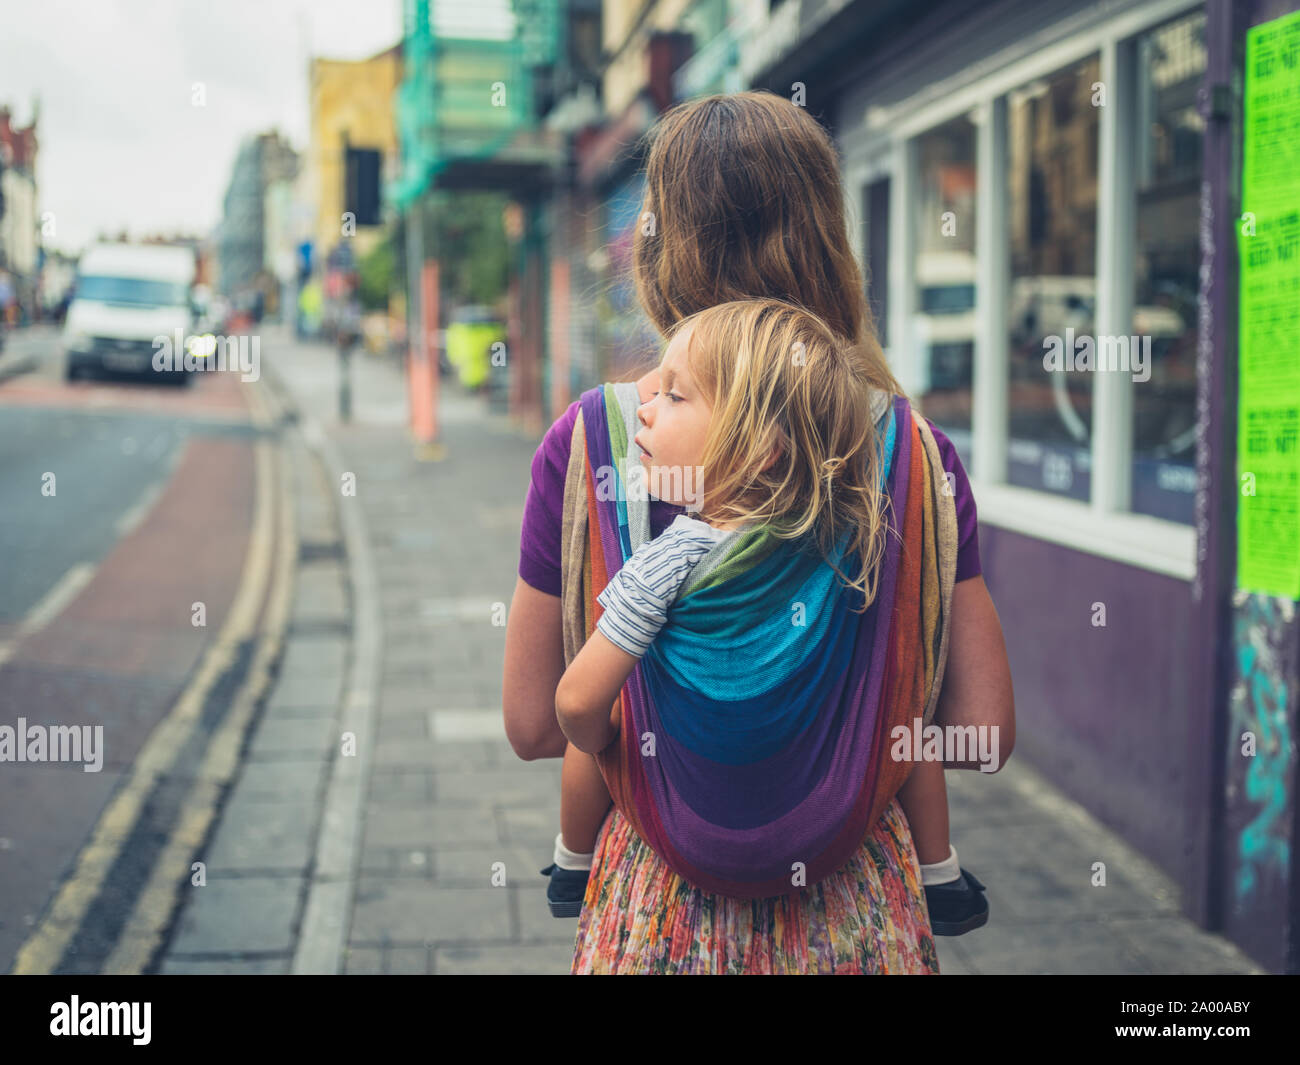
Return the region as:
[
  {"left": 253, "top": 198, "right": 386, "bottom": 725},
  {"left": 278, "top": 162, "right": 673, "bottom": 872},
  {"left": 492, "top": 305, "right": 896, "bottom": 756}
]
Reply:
[
  {"left": 515, "top": 384, "right": 984, "bottom": 973},
  {"left": 502, "top": 90, "right": 1014, "bottom": 973}
]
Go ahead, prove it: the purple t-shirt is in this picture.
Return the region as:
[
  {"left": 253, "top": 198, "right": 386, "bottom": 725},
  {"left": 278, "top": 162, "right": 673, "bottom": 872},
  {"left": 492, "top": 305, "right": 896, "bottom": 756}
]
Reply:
[{"left": 519, "top": 398, "right": 982, "bottom": 597}]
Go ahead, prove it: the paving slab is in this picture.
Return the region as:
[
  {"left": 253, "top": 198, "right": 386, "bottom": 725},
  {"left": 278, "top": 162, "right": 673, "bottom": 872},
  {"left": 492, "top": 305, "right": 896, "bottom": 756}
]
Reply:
[
  {"left": 203, "top": 798, "right": 317, "bottom": 873},
  {"left": 166, "top": 878, "right": 303, "bottom": 956},
  {"left": 349, "top": 878, "right": 512, "bottom": 946}
]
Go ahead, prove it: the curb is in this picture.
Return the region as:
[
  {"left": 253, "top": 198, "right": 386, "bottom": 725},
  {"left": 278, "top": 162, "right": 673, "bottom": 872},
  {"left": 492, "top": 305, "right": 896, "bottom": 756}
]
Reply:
[{"left": 259, "top": 358, "right": 384, "bottom": 976}]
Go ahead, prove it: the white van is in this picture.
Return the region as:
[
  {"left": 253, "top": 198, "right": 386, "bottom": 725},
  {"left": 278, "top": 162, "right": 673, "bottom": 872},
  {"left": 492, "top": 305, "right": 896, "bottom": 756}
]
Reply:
[{"left": 64, "top": 243, "right": 197, "bottom": 383}]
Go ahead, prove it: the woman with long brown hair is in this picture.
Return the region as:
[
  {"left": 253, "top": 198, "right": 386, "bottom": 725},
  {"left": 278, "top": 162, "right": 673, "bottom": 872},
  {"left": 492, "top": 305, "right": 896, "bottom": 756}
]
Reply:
[{"left": 504, "top": 91, "right": 1014, "bottom": 973}]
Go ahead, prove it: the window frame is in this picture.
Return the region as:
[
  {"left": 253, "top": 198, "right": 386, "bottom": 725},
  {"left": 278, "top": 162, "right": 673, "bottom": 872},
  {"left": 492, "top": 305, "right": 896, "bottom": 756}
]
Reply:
[{"left": 879, "top": 0, "right": 1203, "bottom": 580}]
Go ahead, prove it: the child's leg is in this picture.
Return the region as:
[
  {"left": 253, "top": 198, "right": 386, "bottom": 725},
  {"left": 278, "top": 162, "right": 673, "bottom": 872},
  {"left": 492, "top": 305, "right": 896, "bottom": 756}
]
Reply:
[
  {"left": 557, "top": 741, "right": 613, "bottom": 860},
  {"left": 899, "top": 758, "right": 987, "bottom": 933},
  {"left": 896, "top": 758, "right": 953, "bottom": 866}
]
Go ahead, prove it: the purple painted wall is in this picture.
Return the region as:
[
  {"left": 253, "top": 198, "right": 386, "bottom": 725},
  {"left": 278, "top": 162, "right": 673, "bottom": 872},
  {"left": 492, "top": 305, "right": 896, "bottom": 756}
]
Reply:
[{"left": 979, "top": 525, "right": 1196, "bottom": 884}]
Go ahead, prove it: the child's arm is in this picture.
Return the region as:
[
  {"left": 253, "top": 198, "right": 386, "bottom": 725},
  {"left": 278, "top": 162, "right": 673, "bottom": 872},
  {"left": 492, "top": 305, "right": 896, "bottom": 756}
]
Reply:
[
  {"left": 555, "top": 632, "right": 639, "bottom": 753},
  {"left": 555, "top": 514, "right": 727, "bottom": 754}
]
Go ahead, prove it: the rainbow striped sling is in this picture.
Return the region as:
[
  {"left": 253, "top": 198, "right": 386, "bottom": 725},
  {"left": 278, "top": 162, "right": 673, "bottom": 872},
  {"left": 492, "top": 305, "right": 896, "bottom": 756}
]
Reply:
[{"left": 559, "top": 382, "right": 959, "bottom": 898}]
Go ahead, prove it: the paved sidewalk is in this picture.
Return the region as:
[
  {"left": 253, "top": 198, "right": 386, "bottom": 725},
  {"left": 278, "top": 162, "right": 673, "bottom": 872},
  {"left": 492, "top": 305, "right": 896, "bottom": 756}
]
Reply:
[
  {"left": 159, "top": 324, "right": 1264, "bottom": 975},
  {"left": 157, "top": 432, "right": 346, "bottom": 973},
  {"left": 0, "top": 324, "right": 55, "bottom": 383}
]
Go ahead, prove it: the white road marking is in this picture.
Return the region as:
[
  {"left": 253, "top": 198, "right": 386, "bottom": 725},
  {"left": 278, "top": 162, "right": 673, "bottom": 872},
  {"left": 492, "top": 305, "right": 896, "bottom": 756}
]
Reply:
[
  {"left": 0, "top": 562, "right": 96, "bottom": 669},
  {"left": 116, "top": 435, "right": 185, "bottom": 536},
  {"left": 143, "top": 431, "right": 170, "bottom": 460},
  {"left": 115, "top": 482, "right": 165, "bottom": 537}
]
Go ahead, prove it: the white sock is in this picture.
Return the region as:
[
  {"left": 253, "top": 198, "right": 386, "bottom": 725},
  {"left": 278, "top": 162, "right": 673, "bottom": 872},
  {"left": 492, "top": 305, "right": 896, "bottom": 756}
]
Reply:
[
  {"left": 920, "top": 843, "right": 961, "bottom": 886},
  {"left": 553, "top": 831, "right": 594, "bottom": 871}
]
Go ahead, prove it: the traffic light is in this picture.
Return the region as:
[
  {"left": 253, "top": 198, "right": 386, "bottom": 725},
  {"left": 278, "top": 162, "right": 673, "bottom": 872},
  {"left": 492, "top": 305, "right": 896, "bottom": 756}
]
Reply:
[{"left": 345, "top": 147, "right": 382, "bottom": 227}]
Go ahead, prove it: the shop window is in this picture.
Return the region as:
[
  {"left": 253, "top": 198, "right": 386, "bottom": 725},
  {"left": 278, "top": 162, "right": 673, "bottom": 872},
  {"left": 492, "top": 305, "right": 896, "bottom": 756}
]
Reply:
[
  {"left": 1130, "top": 9, "right": 1206, "bottom": 524},
  {"left": 1005, "top": 54, "right": 1101, "bottom": 501},
  {"left": 913, "top": 116, "right": 977, "bottom": 465}
]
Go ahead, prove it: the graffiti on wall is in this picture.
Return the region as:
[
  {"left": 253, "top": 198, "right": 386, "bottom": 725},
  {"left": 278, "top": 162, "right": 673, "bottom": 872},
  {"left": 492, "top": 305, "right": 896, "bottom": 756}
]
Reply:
[{"left": 1227, "top": 590, "right": 1296, "bottom": 907}]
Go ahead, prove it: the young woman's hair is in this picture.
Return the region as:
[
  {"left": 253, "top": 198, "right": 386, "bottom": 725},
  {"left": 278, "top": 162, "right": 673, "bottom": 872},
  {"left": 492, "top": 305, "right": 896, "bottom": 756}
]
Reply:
[
  {"left": 670, "top": 298, "right": 894, "bottom": 613},
  {"left": 631, "top": 90, "right": 901, "bottom": 400}
]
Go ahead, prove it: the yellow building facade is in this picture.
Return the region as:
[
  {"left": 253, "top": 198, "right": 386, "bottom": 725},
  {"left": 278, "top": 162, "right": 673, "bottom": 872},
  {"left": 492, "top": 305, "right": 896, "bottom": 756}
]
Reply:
[
  {"left": 602, "top": 0, "right": 695, "bottom": 117},
  {"left": 308, "top": 44, "right": 402, "bottom": 268}
]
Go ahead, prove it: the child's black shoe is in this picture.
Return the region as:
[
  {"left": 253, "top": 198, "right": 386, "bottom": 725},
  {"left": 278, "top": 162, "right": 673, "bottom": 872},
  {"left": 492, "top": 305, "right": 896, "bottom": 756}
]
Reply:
[
  {"left": 924, "top": 867, "right": 989, "bottom": 936},
  {"left": 539, "top": 863, "right": 588, "bottom": 918}
]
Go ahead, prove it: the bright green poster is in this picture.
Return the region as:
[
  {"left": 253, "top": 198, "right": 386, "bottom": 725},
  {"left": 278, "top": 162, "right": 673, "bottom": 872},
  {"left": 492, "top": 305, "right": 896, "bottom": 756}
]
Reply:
[{"left": 1238, "top": 8, "right": 1300, "bottom": 598}]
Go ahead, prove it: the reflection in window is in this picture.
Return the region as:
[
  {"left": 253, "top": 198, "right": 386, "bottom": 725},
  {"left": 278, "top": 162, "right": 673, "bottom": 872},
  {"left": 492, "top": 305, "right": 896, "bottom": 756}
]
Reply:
[
  {"left": 914, "top": 116, "right": 977, "bottom": 467},
  {"left": 1006, "top": 55, "right": 1100, "bottom": 501},
  {"left": 1131, "top": 11, "right": 1205, "bottom": 524}
]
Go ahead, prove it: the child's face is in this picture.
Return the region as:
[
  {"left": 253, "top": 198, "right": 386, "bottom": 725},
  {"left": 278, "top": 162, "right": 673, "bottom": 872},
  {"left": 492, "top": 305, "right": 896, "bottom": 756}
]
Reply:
[{"left": 634, "top": 325, "right": 711, "bottom": 511}]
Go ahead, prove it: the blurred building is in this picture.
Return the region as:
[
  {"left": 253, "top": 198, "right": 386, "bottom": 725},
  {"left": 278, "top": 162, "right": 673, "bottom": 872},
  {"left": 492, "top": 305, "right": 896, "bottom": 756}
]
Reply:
[
  {"left": 0, "top": 102, "right": 41, "bottom": 324},
  {"left": 309, "top": 44, "right": 402, "bottom": 273},
  {"left": 216, "top": 130, "right": 299, "bottom": 305},
  {"left": 552, "top": 0, "right": 752, "bottom": 405},
  {"left": 217, "top": 140, "right": 263, "bottom": 297},
  {"left": 392, "top": 0, "right": 718, "bottom": 427},
  {"left": 392, "top": 0, "right": 570, "bottom": 431},
  {"left": 38, "top": 250, "right": 75, "bottom": 321},
  {"left": 263, "top": 176, "right": 301, "bottom": 323}
]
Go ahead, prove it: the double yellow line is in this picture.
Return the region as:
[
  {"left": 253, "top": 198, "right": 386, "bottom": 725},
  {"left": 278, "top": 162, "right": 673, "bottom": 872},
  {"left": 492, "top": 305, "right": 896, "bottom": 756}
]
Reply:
[{"left": 11, "top": 385, "right": 296, "bottom": 975}]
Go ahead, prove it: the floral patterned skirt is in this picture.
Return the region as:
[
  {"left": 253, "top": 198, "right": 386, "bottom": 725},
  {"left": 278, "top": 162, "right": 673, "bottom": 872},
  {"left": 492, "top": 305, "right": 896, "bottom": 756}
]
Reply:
[{"left": 570, "top": 798, "right": 939, "bottom": 974}]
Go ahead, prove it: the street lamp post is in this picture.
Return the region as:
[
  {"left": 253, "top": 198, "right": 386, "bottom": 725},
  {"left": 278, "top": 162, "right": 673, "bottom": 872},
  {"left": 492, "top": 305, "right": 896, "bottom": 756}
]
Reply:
[{"left": 336, "top": 130, "right": 360, "bottom": 422}]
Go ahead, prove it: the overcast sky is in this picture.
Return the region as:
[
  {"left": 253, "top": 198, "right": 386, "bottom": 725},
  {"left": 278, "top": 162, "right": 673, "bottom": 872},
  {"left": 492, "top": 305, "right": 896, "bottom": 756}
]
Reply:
[{"left": 0, "top": 0, "right": 403, "bottom": 254}]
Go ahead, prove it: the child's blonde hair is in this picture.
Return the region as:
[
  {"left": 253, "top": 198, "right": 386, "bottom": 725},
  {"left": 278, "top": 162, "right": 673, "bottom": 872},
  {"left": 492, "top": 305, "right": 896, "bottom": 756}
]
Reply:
[{"left": 669, "top": 297, "right": 896, "bottom": 613}]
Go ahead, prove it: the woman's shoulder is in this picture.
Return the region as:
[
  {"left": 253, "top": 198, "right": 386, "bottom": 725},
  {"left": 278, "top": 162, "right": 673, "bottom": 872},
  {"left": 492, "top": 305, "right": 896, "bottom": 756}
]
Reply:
[
  {"left": 915, "top": 413, "right": 970, "bottom": 480},
  {"left": 550, "top": 397, "right": 582, "bottom": 445},
  {"left": 537, "top": 381, "right": 640, "bottom": 469},
  {"left": 535, "top": 395, "right": 581, "bottom": 457},
  {"left": 519, "top": 399, "right": 584, "bottom": 596},
  {"left": 913, "top": 414, "right": 982, "bottom": 581}
]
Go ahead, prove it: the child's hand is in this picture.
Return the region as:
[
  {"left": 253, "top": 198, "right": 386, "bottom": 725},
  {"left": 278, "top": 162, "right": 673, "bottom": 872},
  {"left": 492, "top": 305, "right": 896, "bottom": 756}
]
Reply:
[{"left": 594, "top": 514, "right": 731, "bottom": 657}]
